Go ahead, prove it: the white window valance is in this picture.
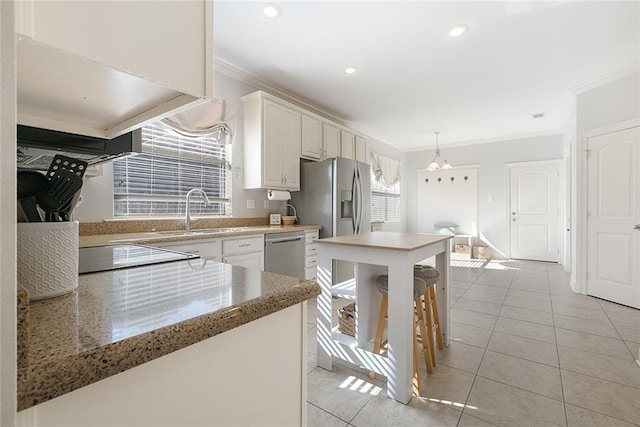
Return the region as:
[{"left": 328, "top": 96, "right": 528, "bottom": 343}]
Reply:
[
  {"left": 161, "top": 97, "right": 236, "bottom": 144},
  {"left": 371, "top": 152, "right": 401, "bottom": 187}
]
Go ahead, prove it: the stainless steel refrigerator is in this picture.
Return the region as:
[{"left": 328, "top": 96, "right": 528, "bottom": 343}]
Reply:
[{"left": 291, "top": 157, "right": 371, "bottom": 283}]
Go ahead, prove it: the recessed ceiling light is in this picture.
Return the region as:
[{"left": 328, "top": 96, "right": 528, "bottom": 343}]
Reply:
[
  {"left": 263, "top": 4, "right": 281, "bottom": 18},
  {"left": 344, "top": 67, "right": 357, "bottom": 75},
  {"left": 449, "top": 24, "right": 469, "bottom": 38}
]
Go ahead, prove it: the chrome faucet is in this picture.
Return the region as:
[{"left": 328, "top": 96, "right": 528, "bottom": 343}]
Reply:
[{"left": 185, "top": 188, "right": 211, "bottom": 232}]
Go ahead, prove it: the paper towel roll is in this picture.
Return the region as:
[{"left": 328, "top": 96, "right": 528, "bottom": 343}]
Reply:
[{"left": 267, "top": 190, "right": 291, "bottom": 201}]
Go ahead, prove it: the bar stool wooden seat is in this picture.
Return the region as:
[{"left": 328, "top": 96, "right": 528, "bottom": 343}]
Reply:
[
  {"left": 370, "top": 275, "right": 433, "bottom": 395},
  {"left": 413, "top": 265, "right": 444, "bottom": 365}
]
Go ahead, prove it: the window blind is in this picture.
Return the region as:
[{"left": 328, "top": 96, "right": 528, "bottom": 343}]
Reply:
[
  {"left": 371, "top": 169, "right": 400, "bottom": 223},
  {"left": 113, "top": 121, "right": 231, "bottom": 217}
]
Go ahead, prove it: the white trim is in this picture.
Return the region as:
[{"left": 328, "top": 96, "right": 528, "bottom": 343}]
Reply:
[
  {"left": 215, "top": 58, "right": 408, "bottom": 151},
  {"left": 0, "top": 1, "right": 17, "bottom": 424},
  {"left": 570, "top": 65, "right": 640, "bottom": 95},
  {"left": 505, "top": 159, "right": 562, "bottom": 262},
  {"left": 215, "top": 58, "right": 346, "bottom": 125},
  {"left": 406, "top": 129, "right": 562, "bottom": 152},
  {"left": 577, "top": 118, "right": 640, "bottom": 295},
  {"left": 415, "top": 163, "right": 480, "bottom": 173},
  {"left": 204, "top": 0, "right": 214, "bottom": 99},
  {"left": 582, "top": 118, "right": 640, "bottom": 140}
]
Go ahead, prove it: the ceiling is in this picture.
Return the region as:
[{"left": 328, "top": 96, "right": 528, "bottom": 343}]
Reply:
[{"left": 213, "top": 1, "right": 639, "bottom": 151}]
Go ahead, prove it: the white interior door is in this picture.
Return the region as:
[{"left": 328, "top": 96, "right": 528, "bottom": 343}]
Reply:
[
  {"left": 586, "top": 126, "right": 640, "bottom": 309},
  {"left": 509, "top": 162, "right": 559, "bottom": 262}
]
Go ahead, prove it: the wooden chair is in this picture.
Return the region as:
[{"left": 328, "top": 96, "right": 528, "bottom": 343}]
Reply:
[
  {"left": 370, "top": 275, "right": 433, "bottom": 395},
  {"left": 414, "top": 265, "right": 444, "bottom": 365}
]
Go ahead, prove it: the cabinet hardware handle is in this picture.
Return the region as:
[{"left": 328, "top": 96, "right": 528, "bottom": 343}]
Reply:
[
  {"left": 239, "top": 244, "right": 250, "bottom": 247},
  {"left": 634, "top": 224, "right": 640, "bottom": 231}
]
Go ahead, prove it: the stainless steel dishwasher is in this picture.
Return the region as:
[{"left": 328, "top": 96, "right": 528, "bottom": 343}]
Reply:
[{"left": 264, "top": 231, "right": 305, "bottom": 279}]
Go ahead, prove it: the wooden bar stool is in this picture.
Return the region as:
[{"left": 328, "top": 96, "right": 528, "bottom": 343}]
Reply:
[
  {"left": 414, "top": 265, "right": 444, "bottom": 365},
  {"left": 370, "top": 275, "right": 433, "bottom": 395}
]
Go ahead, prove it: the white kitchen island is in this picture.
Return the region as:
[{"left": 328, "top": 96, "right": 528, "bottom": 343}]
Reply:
[{"left": 316, "top": 232, "right": 452, "bottom": 404}]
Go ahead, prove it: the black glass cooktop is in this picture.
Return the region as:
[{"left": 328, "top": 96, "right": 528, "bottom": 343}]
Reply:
[{"left": 79, "top": 244, "right": 199, "bottom": 275}]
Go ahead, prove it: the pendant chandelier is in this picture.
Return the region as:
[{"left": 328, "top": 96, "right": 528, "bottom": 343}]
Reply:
[{"left": 426, "top": 131, "right": 452, "bottom": 171}]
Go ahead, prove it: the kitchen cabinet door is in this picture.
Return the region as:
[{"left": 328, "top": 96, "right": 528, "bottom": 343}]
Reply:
[
  {"left": 282, "top": 108, "right": 301, "bottom": 190},
  {"left": 301, "top": 114, "right": 322, "bottom": 160},
  {"left": 15, "top": 0, "right": 212, "bottom": 139},
  {"left": 16, "top": 1, "right": 212, "bottom": 99},
  {"left": 355, "top": 135, "right": 367, "bottom": 163},
  {"left": 323, "top": 123, "right": 340, "bottom": 159},
  {"left": 155, "top": 239, "right": 222, "bottom": 261},
  {"left": 340, "top": 130, "right": 355, "bottom": 159},
  {"left": 243, "top": 92, "right": 301, "bottom": 190},
  {"left": 224, "top": 252, "right": 264, "bottom": 270},
  {"left": 262, "top": 100, "right": 286, "bottom": 189}
]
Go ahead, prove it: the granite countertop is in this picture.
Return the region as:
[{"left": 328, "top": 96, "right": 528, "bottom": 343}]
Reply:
[
  {"left": 79, "top": 224, "right": 321, "bottom": 247},
  {"left": 17, "top": 259, "right": 320, "bottom": 411},
  {"left": 317, "top": 231, "right": 452, "bottom": 251}
]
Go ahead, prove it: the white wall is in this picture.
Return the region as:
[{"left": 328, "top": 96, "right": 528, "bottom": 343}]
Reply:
[
  {"left": 572, "top": 71, "right": 640, "bottom": 291},
  {"left": 1, "top": 1, "right": 17, "bottom": 424},
  {"left": 405, "top": 134, "right": 564, "bottom": 258}
]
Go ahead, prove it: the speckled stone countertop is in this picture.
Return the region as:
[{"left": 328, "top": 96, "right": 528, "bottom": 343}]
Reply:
[
  {"left": 79, "top": 224, "right": 321, "bottom": 247},
  {"left": 17, "top": 260, "right": 320, "bottom": 411}
]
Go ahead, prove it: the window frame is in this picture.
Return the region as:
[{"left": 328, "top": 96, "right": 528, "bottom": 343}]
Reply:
[{"left": 112, "top": 121, "right": 232, "bottom": 218}]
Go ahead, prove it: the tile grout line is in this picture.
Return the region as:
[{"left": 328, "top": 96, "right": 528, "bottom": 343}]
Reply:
[
  {"left": 306, "top": 401, "right": 351, "bottom": 425},
  {"left": 548, "top": 266, "right": 569, "bottom": 427},
  {"left": 596, "top": 298, "right": 639, "bottom": 363},
  {"left": 457, "top": 264, "right": 513, "bottom": 425}
]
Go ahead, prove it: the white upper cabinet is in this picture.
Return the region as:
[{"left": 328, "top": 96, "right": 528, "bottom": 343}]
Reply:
[
  {"left": 301, "top": 115, "right": 343, "bottom": 162},
  {"left": 340, "top": 130, "right": 355, "bottom": 159},
  {"left": 355, "top": 135, "right": 367, "bottom": 163},
  {"left": 301, "top": 114, "right": 323, "bottom": 160},
  {"left": 323, "top": 123, "right": 340, "bottom": 160},
  {"left": 15, "top": 0, "right": 213, "bottom": 138},
  {"left": 243, "top": 92, "right": 301, "bottom": 191}
]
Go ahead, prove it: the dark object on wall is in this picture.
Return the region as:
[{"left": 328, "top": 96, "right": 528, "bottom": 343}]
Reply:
[{"left": 17, "top": 125, "right": 142, "bottom": 171}]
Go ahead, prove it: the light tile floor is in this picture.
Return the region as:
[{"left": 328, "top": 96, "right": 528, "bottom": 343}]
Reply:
[{"left": 305, "top": 259, "right": 640, "bottom": 426}]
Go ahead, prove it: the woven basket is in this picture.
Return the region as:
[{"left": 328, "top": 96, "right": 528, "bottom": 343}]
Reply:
[{"left": 337, "top": 302, "right": 356, "bottom": 337}]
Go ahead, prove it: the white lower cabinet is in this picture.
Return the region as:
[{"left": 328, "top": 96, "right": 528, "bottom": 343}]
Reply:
[
  {"left": 222, "top": 235, "right": 264, "bottom": 270},
  {"left": 155, "top": 234, "right": 264, "bottom": 271},
  {"left": 304, "top": 230, "right": 319, "bottom": 280},
  {"left": 155, "top": 238, "right": 222, "bottom": 261},
  {"left": 223, "top": 251, "right": 263, "bottom": 270},
  {"left": 16, "top": 303, "right": 308, "bottom": 427}
]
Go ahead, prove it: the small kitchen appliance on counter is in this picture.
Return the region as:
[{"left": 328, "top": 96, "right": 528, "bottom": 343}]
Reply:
[{"left": 79, "top": 244, "right": 200, "bottom": 275}]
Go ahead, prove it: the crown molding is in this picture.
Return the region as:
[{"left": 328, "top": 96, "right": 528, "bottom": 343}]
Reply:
[
  {"left": 405, "top": 129, "right": 563, "bottom": 152},
  {"left": 215, "top": 57, "right": 347, "bottom": 125},
  {"left": 570, "top": 64, "right": 640, "bottom": 95}
]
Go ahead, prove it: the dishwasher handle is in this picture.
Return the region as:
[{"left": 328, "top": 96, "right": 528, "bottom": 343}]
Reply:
[{"left": 266, "top": 236, "right": 303, "bottom": 244}]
